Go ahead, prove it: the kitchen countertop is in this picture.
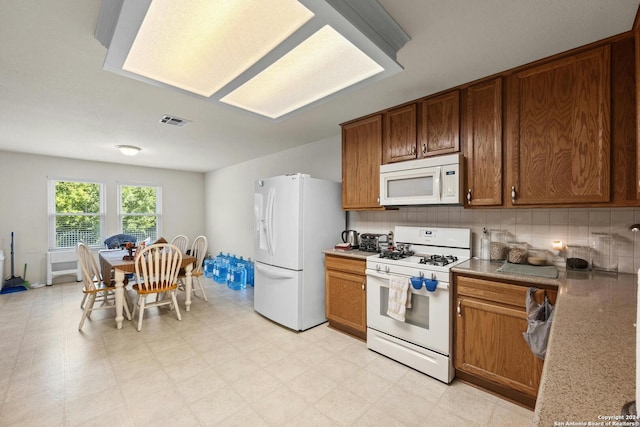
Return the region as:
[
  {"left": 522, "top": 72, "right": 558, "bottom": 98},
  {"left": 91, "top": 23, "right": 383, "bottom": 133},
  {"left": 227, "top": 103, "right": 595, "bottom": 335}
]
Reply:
[
  {"left": 323, "top": 248, "right": 377, "bottom": 260},
  {"left": 452, "top": 259, "right": 637, "bottom": 426}
]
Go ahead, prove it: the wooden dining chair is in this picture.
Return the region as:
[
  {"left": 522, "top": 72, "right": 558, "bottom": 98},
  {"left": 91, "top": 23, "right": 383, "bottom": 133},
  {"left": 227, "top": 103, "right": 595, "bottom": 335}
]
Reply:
[
  {"left": 131, "top": 243, "right": 182, "bottom": 331},
  {"left": 76, "top": 242, "right": 132, "bottom": 330},
  {"left": 178, "top": 235, "right": 208, "bottom": 302},
  {"left": 170, "top": 235, "right": 189, "bottom": 254}
]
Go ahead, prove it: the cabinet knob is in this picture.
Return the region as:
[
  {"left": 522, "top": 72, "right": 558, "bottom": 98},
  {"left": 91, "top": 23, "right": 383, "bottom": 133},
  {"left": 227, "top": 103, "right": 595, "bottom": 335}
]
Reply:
[
  {"left": 457, "top": 300, "right": 462, "bottom": 317},
  {"left": 422, "top": 143, "right": 426, "bottom": 155},
  {"left": 511, "top": 186, "right": 517, "bottom": 203},
  {"left": 361, "top": 280, "right": 366, "bottom": 291},
  {"left": 467, "top": 188, "right": 472, "bottom": 203},
  {"left": 412, "top": 145, "right": 417, "bottom": 155}
]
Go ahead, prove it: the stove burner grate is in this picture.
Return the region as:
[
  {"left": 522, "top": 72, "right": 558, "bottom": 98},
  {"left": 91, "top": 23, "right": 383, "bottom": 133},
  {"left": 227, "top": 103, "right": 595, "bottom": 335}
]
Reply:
[
  {"left": 379, "top": 249, "right": 415, "bottom": 260},
  {"left": 419, "top": 254, "right": 458, "bottom": 267}
]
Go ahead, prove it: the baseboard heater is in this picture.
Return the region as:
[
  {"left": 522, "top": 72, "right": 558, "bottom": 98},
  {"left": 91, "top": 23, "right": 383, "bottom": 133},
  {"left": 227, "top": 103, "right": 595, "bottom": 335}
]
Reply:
[{"left": 46, "top": 250, "right": 82, "bottom": 285}]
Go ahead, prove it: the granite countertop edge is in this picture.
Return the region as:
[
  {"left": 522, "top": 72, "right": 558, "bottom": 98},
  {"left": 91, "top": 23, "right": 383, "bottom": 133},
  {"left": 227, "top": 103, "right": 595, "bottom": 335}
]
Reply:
[
  {"left": 452, "top": 259, "right": 637, "bottom": 426},
  {"left": 323, "top": 248, "right": 375, "bottom": 260}
]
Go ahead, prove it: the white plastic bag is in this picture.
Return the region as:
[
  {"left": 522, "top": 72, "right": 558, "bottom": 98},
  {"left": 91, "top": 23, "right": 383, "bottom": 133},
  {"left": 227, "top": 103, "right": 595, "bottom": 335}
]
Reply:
[{"left": 522, "top": 287, "right": 554, "bottom": 360}]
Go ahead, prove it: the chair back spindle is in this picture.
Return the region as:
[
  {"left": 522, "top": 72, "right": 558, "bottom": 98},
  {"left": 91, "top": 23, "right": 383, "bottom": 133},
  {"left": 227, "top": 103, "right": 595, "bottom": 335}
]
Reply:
[{"left": 170, "top": 235, "right": 189, "bottom": 254}]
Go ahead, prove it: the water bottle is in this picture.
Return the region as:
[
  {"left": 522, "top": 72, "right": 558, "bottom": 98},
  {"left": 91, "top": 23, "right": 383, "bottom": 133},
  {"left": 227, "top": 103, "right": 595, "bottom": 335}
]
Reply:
[
  {"left": 236, "top": 258, "right": 247, "bottom": 289},
  {"left": 214, "top": 252, "right": 229, "bottom": 284},
  {"left": 227, "top": 261, "right": 247, "bottom": 290},
  {"left": 211, "top": 252, "right": 220, "bottom": 282},
  {"left": 246, "top": 258, "right": 254, "bottom": 287},
  {"left": 226, "top": 254, "right": 237, "bottom": 285},
  {"left": 204, "top": 258, "right": 213, "bottom": 278}
]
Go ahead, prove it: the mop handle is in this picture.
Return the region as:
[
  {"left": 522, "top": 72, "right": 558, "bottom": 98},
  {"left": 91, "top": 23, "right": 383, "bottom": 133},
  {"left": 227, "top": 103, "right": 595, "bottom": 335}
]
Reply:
[{"left": 10, "top": 231, "right": 15, "bottom": 276}]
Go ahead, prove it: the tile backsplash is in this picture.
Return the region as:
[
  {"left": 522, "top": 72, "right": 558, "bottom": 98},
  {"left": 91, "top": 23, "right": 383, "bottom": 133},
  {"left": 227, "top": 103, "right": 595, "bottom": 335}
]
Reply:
[{"left": 348, "top": 207, "right": 640, "bottom": 274}]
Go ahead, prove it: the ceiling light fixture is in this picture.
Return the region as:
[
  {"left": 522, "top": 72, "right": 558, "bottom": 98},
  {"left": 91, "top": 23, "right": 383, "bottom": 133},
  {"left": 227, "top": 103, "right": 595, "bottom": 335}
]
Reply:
[
  {"left": 116, "top": 145, "right": 141, "bottom": 156},
  {"left": 95, "top": 0, "right": 409, "bottom": 121}
]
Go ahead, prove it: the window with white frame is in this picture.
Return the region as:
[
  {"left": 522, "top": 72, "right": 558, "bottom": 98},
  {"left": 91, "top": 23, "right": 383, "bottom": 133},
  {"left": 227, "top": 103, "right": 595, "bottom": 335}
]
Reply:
[
  {"left": 118, "top": 184, "right": 162, "bottom": 242},
  {"left": 47, "top": 179, "right": 105, "bottom": 249}
]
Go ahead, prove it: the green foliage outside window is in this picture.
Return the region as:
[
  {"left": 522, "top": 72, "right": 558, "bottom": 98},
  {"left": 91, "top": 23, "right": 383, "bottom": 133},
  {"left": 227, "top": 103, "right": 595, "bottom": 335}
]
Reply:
[
  {"left": 54, "top": 181, "right": 102, "bottom": 247},
  {"left": 51, "top": 181, "right": 159, "bottom": 248},
  {"left": 121, "top": 185, "right": 158, "bottom": 241}
]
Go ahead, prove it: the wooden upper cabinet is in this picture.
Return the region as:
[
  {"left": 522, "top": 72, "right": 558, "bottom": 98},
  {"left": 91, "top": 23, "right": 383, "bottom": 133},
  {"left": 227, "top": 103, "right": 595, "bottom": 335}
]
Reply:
[
  {"left": 418, "top": 90, "right": 460, "bottom": 157},
  {"left": 342, "top": 115, "right": 384, "bottom": 210},
  {"left": 463, "top": 78, "right": 503, "bottom": 207},
  {"left": 382, "top": 104, "right": 417, "bottom": 164},
  {"left": 635, "top": 15, "right": 640, "bottom": 198},
  {"left": 611, "top": 37, "right": 637, "bottom": 205},
  {"left": 505, "top": 46, "right": 611, "bottom": 205}
]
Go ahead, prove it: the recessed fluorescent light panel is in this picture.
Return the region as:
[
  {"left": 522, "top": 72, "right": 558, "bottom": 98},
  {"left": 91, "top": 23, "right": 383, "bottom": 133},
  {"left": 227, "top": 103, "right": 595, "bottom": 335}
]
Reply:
[
  {"left": 220, "top": 25, "right": 384, "bottom": 119},
  {"left": 122, "top": 0, "right": 314, "bottom": 97},
  {"left": 97, "top": 0, "right": 409, "bottom": 121}
]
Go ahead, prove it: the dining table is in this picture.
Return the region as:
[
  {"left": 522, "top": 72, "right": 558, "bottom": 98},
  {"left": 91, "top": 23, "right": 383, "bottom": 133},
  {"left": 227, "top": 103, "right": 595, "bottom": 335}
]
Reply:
[{"left": 99, "top": 249, "right": 197, "bottom": 329}]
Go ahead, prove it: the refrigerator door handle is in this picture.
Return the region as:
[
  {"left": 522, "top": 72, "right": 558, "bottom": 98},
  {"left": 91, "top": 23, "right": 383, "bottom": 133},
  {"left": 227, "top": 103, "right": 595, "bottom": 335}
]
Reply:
[
  {"left": 266, "top": 188, "right": 275, "bottom": 256},
  {"left": 255, "top": 263, "right": 296, "bottom": 279}
]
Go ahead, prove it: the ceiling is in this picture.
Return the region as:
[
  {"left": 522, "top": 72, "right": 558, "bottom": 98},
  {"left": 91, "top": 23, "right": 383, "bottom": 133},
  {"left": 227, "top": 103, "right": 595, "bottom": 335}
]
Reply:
[{"left": 0, "top": 0, "right": 638, "bottom": 173}]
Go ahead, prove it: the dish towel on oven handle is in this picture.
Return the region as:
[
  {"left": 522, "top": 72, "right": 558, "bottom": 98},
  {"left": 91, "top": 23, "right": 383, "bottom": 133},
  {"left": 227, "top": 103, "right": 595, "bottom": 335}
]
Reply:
[{"left": 387, "top": 276, "right": 412, "bottom": 322}]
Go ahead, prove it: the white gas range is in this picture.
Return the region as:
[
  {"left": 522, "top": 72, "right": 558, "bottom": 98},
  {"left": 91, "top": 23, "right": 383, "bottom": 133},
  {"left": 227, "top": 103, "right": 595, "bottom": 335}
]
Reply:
[{"left": 366, "top": 226, "right": 471, "bottom": 383}]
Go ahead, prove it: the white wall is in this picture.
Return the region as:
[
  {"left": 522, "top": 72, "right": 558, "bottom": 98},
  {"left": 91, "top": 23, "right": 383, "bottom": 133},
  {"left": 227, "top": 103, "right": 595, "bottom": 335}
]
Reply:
[
  {"left": 0, "top": 151, "right": 205, "bottom": 284},
  {"left": 205, "top": 136, "right": 342, "bottom": 259}
]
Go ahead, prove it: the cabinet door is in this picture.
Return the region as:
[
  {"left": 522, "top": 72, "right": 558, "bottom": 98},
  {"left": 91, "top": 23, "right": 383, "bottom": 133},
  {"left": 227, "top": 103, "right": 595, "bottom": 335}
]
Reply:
[
  {"left": 506, "top": 46, "right": 610, "bottom": 205},
  {"left": 455, "top": 296, "right": 543, "bottom": 399},
  {"left": 342, "top": 115, "right": 383, "bottom": 210},
  {"left": 464, "top": 78, "right": 503, "bottom": 206},
  {"left": 382, "top": 104, "right": 417, "bottom": 164},
  {"left": 611, "top": 37, "right": 637, "bottom": 204},
  {"left": 635, "top": 19, "right": 640, "bottom": 198},
  {"left": 418, "top": 90, "right": 460, "bottom": 157},
  {"left": 325, "top": 269, "right": 366, "bottom": 337}
]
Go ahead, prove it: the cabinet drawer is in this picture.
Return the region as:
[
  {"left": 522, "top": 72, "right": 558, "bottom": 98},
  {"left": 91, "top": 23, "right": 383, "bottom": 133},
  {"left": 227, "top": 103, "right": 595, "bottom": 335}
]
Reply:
[
  {"left": 456, "top": 275, "right": 545, "bottom": 309},
  {"left": 325, "top": 255, "right": 366, "bottom": 275}
]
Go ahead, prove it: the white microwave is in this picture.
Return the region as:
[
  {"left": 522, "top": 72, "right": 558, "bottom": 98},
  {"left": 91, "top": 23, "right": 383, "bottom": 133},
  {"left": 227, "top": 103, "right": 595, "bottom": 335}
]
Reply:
[{"left": 379, "top": 153, "right": 463, "bottom": 206}]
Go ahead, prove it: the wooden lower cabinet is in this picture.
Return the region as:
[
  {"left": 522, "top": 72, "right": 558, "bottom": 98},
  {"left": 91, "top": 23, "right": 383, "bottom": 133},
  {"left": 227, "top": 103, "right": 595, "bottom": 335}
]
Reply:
[
  {"left": 453, "top": 274, "right": 557, "bottom": 408},
  {"left": 325, "top": 254, "right": 367, "bottom": 339}
]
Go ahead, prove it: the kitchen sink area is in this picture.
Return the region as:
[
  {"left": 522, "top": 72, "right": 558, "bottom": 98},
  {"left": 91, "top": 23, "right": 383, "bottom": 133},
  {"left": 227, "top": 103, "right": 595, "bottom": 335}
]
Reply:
[{"left": 452, "top": 260, "right": 637, "bottom": 425}]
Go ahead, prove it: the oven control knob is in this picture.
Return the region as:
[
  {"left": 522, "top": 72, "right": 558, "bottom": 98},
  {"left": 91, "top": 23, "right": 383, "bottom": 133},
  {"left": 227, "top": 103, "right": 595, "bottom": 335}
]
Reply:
[
  {"left": 385, "top": 266, "right": 390, "bottom": 273},
  {"left": 376, "top": 264, "right": 381, "bottom": 272}
]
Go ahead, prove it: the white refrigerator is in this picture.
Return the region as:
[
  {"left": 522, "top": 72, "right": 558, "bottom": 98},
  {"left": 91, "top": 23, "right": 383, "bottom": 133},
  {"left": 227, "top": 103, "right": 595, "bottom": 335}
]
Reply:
[{"left": 254, "top": 174, "right": 344, "bottom": 331}]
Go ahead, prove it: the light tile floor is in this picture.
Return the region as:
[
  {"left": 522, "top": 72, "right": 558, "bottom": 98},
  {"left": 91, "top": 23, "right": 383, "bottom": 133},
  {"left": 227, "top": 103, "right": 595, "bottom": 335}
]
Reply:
[{"left": 0, "top": 278, "right": 533, "bottom": 426}]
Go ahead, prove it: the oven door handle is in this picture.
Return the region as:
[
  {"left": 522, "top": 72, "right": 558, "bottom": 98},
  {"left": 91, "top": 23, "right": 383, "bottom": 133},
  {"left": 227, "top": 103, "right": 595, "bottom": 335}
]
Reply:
[
  {"left": 366, "top": 270, "right": 391, "bottom": 280},
  {"left": 366, "top": 271, "right": 449, "bottom": 291}
]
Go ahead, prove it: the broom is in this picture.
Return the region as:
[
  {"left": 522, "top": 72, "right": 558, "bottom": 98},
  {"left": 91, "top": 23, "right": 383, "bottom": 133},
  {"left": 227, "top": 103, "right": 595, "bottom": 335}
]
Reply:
[{"left": 3, "top": 232, "right": 26, "bottom": 289}]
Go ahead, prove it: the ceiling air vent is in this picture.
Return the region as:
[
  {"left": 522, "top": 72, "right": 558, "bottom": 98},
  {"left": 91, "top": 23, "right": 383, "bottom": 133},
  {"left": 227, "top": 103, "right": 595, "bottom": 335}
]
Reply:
[{"left": 159, "top": 115, "right": 191, "bottom": 127}]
